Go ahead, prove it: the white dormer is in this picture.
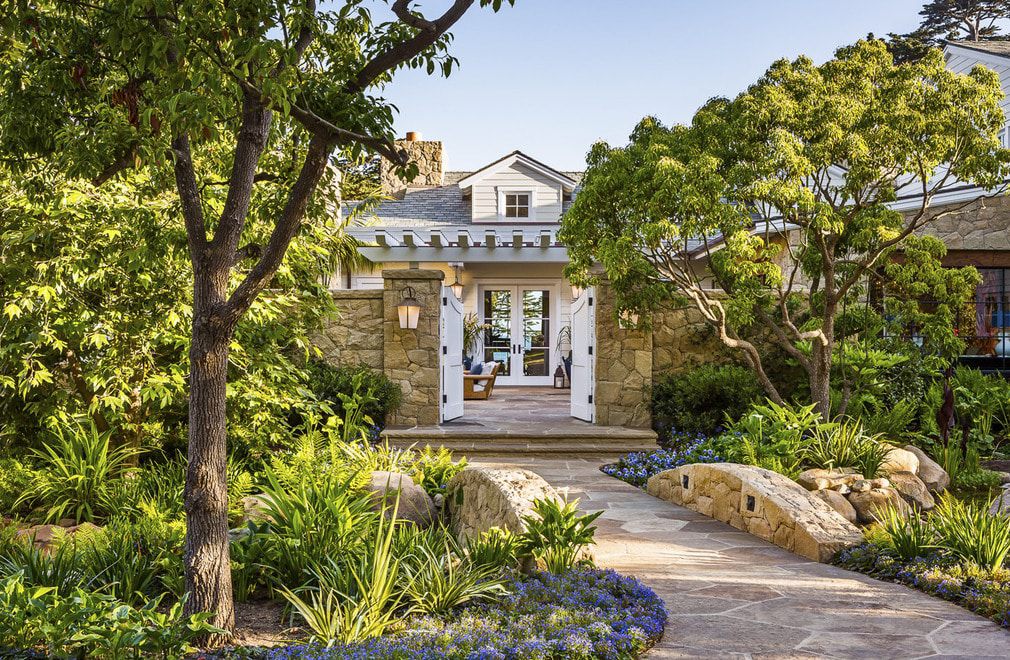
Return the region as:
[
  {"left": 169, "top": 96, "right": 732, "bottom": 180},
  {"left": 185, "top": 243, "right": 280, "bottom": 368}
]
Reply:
[{"left": 456, "top": 151, "right": 578, "bottom": 224}]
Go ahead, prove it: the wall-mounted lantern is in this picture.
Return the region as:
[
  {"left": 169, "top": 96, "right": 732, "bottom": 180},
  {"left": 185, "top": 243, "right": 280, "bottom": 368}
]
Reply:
[
  {"left": 618, "top": 309, "right": 640, "bottom": 330},
  {"left": 398, "top": 287, "right": 421, "bottom": 329},
  {"left": 553, "top": 365, "right": 566, "bottom": 389},
  {"left": 450, "top": 263, "right": 464, "bottom": 300},
  {"left": 570, "top": 284, "right": 584, "bottom": 300}
]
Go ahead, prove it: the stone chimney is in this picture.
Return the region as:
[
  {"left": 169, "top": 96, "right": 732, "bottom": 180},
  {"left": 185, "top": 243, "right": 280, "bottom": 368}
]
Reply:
[{"left": 380, "top": 132, "right": 444, "bottom": 198}]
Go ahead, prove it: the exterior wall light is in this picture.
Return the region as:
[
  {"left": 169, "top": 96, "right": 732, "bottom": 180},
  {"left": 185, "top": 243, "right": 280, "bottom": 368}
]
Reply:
[
  {"left": 450, "top": 263, "right": 464, "bottom": 300},
  {"left": 618, "top": 309, "right": 640, "bottom": 330},
  {"left": 570, "top": 284, "right": 584, "bottom": 300},
  {"left": 398, "top": 286, "right": 421, "bottom": 329}
]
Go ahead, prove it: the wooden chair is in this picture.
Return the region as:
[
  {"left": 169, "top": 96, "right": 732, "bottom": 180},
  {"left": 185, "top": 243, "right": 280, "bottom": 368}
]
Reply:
[{"left": 464, "top": 362, "right": 500, "bottom": 400}]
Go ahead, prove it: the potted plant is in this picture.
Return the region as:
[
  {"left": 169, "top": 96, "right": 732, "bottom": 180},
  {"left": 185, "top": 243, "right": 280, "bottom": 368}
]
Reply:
[
  {"left": 556, "top": 325, "right": 572, "bottom": 383},
  {"left": 463, "top": 313, "right": 489, "bottom": 369}
]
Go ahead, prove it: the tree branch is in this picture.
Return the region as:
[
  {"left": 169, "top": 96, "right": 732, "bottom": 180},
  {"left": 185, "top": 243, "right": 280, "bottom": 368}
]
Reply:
[{"left": 170, "top": 134, "right": 209, "bottom": 259}]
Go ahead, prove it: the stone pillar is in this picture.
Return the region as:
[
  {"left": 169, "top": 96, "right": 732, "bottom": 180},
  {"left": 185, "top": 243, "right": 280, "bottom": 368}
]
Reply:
[
  {"left": 383, "top": 269, "right": 444, "bottom": 427},
  {"left": 380, "top": 138, "right": 444, "bottom": 198},
  {"left": 594, "top": 282, "right": 653, "bottom": 428}
]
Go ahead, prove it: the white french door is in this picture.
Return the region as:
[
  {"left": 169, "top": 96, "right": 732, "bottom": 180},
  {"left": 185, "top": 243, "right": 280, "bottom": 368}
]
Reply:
[{"left": 478, "top": 283, "right": 558, "bottom": 386}]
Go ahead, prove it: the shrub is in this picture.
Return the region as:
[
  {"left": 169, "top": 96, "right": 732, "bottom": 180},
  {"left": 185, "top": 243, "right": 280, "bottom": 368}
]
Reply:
[
  {"left": 518, "top": 499, "right": 601, "bottom": 574},
  {"left": 0, "top": 574, "right": 219, "bottom": 659},
  {"left": 402, "top": 543, "right": 507, "bottom": 615},
  {"left": 651, "top": 364, "right": 763, "bottom": 437},
  {"left": 261, "top": 568, "right": 667, "bottom": 660},
  {"left": 931, "top": 494, "right": 1010, "bottom": 571},
  {"left": 0, "top": 458, "right": 39, "bottom": 519},
  {"left": 306, "top": 361, "right": 402, "bottom": 430},
  {"left": 601, "top": 435, "right": 723, "bottom": 489},
  {"left": 409, "top": 446, "right": 467, "bottom": 497},
  {"left": 21, "top": 420, "right": 137, "bottom": 523},
  {"left": 719, "top": 400, "right": 821, "bottom": 478},
  {"left": 872, "top": 505, "right": 933, "bottom": 562},
  {"left": 802, "top": 421, "right": 891, "bottom": 478},
  {"left": 464, "top": 528, "right": 520, "bottom": 573}
]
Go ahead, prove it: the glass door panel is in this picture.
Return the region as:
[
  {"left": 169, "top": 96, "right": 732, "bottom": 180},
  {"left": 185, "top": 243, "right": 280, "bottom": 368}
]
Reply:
[
  {"left": 482, "top": 289, "right": 512, "bottom": 376},
  {"left": 521, "top": 289, "right": 551, "bottom": 377}
]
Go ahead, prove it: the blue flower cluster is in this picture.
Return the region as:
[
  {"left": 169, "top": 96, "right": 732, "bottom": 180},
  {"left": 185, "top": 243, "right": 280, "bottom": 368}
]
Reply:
[
  {"left": 601, "top": 434, "right": 723, "bottom": 489},
  {"left": 262, "top": 569, "right": 666, "bottom": 660}
]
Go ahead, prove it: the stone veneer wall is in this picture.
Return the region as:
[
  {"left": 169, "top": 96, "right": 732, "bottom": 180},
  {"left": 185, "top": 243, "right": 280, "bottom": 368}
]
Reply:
[
  {"left": 314, "top": 290, "right": 384, "bottom": 370},
  {"left": 651, "top": 302, "right": 730, "bottom": 377},
  {"left": 593, "top": 282, "right": 653, "bottom": 428},
  {"left": 383, "top": 269, "right": 443, "bottom": 427},
  {"left": 647, "top": 463, "right": 863, "bottom": 562},
  {"left": 916, "top": 195, "right": 1010, "bottom": 251},
  {"left": 380, "top": 139, "right": 444, "bottom": 198},
  {"left": 445, "top": 466, "right": 560, "bottom": 542}
]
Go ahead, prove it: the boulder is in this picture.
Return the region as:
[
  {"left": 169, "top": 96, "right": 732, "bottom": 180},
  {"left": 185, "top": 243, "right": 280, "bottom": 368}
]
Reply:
[
  {"left": 241, "top": 493, "right": 276, "bottom": 523},
  {"left": 16, "top": 521, "right": 102, "bottom": 549},
  {"left": 848, "top": 487, "right": 911, "bottom": 524},
  {"left": 850, "top": 480, "right": 872, "bottom": 493},
  {"left": 903, "top": 445, "right": 950, "bottom": 493},
  {"left": 880, "top": 447, "right": 920, "bottom": 477},
  {"left": 813, "top": 489, "right": 858, "bottom": 525},
  {"left": 989, "top": 488, "right": 1010, "bottom": 516},
  {"left": 796, "top": 468, "right": 863, "bottom": 492},
  {"left": 368, "top": 471, "right": 436, "bottom": 528},
  {"left": 887, "top": 471, "right": 935, "bottom": 512}
]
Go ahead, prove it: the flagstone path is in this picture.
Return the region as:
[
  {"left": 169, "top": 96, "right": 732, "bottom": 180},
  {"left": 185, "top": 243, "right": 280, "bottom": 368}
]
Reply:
[{"left": 474, "top": 455, "right": 1010, "bottom": 659}]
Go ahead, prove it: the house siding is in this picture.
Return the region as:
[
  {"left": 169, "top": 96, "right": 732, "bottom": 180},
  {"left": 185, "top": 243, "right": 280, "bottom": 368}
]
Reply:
[{"left": 471, "top": 162, "right": 565, "bottom": 223}]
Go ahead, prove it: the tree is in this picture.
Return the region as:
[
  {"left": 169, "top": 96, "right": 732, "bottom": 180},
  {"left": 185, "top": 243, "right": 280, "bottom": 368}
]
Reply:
[
  {"left": 0, "top": 0, "right": 513, "bottom": 634},
  {"left": 887, "top": 0, "right": 1010, "bottom": 62},
  {"left": 561, "top": 41, "right": 1009, "bottom": 418}
]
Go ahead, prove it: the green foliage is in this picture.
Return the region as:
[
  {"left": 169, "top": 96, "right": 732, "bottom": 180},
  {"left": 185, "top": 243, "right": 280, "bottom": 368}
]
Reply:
[
  {"left": 872, "top": 505, "right": 934, "bottom": 562},
  {"left": 22, "top": 420, "right": 137, "bottom": 524},
  {"left": 803, "top": 421, "right": 891, "bottom": 478},
  {"left": 306, "top": 361, "right": 402, "bottom": 432},
  {"left": 0, "top": 458, "right": 40, "bottom": 519},
  {"left": 561, "top": 39, "right": 1009, "bottom": 413},
  {"left": 0, "top": 574, "right": 220, "bottom": 659},
  {"left": 409, "top": 446, "right": 468, "bottom": 497},
  {"left": 403, "top": 541, "right": 507, "bottom": 615},
  {"left": 931, "top": 494, "right": 1010, "bottom": 571},
  {"left": 720, "top": 400, "right": 822, "bottom": 478},
  {"left": 651, "top": 364, "right": 763, "bottom": 436},
  {"left": 464, "top": 528, "right": 521, "bottom": 573},
  {"left": 519, "top": 499, "right": 601, "bottom": 574}
]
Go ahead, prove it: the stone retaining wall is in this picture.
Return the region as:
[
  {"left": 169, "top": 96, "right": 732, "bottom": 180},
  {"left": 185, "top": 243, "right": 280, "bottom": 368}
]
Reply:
[
  {"left": 594, "top": 282, "right": 652, "bottom": 428},
  {"left": 315, "top": 290, "right": 384, "bottom": 370},
  {"left": 647, "top": 463, "right": 863, "bottom": 562},
  {"left": 446, "top": 466, "right": 561, "bottom": 542}
]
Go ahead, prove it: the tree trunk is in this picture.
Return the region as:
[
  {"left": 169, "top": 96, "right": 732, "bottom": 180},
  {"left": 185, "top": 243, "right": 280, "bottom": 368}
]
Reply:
[
  {"left": 183, "top": 264, "right": 235, "bottom": 638},
  {"left": 809, "top": 313, "right": 835, "bottom": 419}
]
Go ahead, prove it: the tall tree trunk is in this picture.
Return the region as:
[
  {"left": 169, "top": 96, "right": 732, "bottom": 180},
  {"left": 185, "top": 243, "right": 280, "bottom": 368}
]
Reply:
[
  {"left": 183, "top": 263, "right": 235, "bottom": 637},
  {"left": 809, "top": 310, "right": 835, "bottom": 419}
]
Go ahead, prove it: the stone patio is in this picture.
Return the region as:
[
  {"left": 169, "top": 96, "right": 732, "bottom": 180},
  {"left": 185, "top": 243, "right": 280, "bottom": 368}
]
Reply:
[{"left": 474, "top": 456, "right": 1010, "bottom": 659}]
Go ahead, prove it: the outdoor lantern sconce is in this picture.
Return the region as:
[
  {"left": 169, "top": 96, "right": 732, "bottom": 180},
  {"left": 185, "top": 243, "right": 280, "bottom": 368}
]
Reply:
[
  {"left": 618, "top": 309, "right": 640, "bottom": 330},
  {"left": 553, "top": 365, "right": 566, "bottom": 389},
  {"left": 450, "top": 263, "right": 464, "bottom": 300},
  {"left": 570, "top": 284, "right": 584, "bottom": 300},
  {"left": 398, "top": 287, "right": 421, "bottom": 329}
]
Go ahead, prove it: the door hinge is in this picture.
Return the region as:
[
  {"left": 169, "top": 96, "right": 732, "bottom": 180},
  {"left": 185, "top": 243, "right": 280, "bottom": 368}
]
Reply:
[
  {"left": 588, "top": 296, "right": 594, "bottom": 306},
  {"left": 588, "top": 345, "right": 593, "bottom": 355},
  {"left": 588, "top": 394, "right": 593, "bottom": 404},
  {"left": 442, "top": 394, "right": 447, "bottom": 403},
  {"left": 442, "top": 296, "right": 447, "bottom": 305},
  {"left": 442, "top": 346, "right": 447, "bottom": 355}
]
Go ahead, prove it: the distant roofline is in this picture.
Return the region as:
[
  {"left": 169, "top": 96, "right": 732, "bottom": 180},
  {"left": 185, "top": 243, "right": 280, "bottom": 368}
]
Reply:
[
  {"left": 455, "top": 150, "right": 579, "bottom": 190},
  {"left": 943, "top": 40, "right": 1010, "bottom": 64}
]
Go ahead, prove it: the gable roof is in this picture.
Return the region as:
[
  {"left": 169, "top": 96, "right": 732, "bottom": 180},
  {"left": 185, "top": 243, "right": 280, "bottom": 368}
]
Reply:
[
  {"left": 455, "top": 150, "right": 579, "bottom": 191},
  {"left": 945, "top": 39, "right": 1010, "bottom": 59}
]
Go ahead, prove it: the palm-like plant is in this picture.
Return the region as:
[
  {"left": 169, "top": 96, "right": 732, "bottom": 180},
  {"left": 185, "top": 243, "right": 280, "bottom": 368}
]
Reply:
[{"left": 21, "top": 421, "right": 137, "bottom": 523}]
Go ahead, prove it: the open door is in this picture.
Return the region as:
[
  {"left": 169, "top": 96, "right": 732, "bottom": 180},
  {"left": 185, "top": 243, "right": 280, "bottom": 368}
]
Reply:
[
  {"left": 440, "top": 287, "right": 465, "bottom": 423},
  {"left": 570, "top": 287, "right": 595, "bottom": 422}
]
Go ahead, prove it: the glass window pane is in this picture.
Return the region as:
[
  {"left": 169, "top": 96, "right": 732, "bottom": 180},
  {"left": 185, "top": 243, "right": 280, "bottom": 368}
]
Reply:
[
  {"left": 524, "top": 349, "right": 548, "bottom": 377},
  {"left": 517, "top": 207, "right": 528, "bottom": 218}
]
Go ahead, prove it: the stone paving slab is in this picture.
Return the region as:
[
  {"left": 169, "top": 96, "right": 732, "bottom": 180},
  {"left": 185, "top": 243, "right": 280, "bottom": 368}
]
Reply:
[{"left": 474, "top": 456, "right": 1010, "bottom": 659}]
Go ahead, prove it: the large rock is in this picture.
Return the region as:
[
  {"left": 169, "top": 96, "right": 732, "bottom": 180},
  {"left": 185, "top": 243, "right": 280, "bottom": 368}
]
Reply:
[
  {"left": 240, "top": 493, "right": 276, "bottom": 523},
  {"left": 848, "top": 487, "right": 911, "bottom": 524},
  {"left": 989, "top": 488, "right": 1010, "bottom": 516},
  {"left": 796, "top": 468, "right": 863, "bottom": 492},
  {"left": 647, "top": 463, "right": 863, "bottom": 562},
  {"left": 887, "top": 471, "right": 935, "bottom": 511},
  {"left": 880, "top": 448, "right": 920, "bottom": 477},
  {"left": 446, "top": 466, "right": 561, "bottom": 542},
  {"left": 368, "top": 471, "right": 436, "bottom": 528},
  {"left": 903, "top": 445, "right": 950, "bottom": 493},
  {"left": 813, "top": 489, "right": 858, "bottom": 525}
]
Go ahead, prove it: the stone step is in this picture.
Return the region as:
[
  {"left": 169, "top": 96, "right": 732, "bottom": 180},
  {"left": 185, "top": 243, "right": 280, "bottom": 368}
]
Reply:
[{"left": 382, "top": 426, "right": 658, "bottom": 456}]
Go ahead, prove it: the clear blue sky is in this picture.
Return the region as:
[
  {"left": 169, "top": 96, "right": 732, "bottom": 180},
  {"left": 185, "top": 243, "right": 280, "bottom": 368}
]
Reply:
[{"left": 382, "top": 0, "right": 927, "bottom": 170}]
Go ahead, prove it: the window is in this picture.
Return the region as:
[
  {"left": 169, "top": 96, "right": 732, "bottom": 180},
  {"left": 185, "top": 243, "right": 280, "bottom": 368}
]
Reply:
[{"left": 504, "top": 192, "right": 530, "bottom": 218}]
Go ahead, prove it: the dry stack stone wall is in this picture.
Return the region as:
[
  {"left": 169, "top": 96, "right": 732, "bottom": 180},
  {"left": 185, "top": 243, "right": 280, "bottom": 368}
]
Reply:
[
  {"left": 651, "top": 303, "right": 728, "bottom": 376},
  {"left": 647, "top": 463, "right": 863, "bottom": 562},
  {"left": 314, "top": 290, "right": 384, "bottom": 370},
  {"left": 383, "top": 269, "right": 444, "bottom": 427},
  {"left": 446, "top": 466, "right": 560, "bottom": 542},
  {"left": 593, "top": 282, "right": 652, "bottom": 428}
]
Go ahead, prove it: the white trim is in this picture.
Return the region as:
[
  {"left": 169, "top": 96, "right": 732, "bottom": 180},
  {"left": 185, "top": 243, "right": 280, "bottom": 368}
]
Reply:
[
  {"left": 497, "top": 188, "right": 535, "bottom": 222},
  {"left": 457, "top": 152, "right": 577, "bottom": 190},
  {"left": 944, "top": 43, "right": 1010, "bottom": 71}
]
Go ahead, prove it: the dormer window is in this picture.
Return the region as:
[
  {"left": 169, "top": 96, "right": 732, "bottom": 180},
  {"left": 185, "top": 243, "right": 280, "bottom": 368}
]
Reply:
[{"left": 498, "top": 189, "right": 534, "bottom": 221}]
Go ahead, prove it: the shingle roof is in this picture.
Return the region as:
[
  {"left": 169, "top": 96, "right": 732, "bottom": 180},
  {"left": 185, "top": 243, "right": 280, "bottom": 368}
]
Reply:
[
  {"left": 344, "top": 167, "right": 584, "bottom": 228},
  {"left": 946, "top": 39, "right": 1010, "bottom": 58}
]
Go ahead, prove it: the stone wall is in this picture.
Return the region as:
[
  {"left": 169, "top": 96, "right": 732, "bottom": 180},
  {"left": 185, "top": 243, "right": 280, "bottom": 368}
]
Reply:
[
  {"left": 446, "top": 466, "right": 560, "bottom": 542},
  {"left": 380, "top": 139, "right": 444, "bottom": 198},
  {"left": 383, "top": 269, "right": 443, "bottom": 427},
  {"left": 647, "top": 463, "right": 863, "bottom": 562},
  {"left": 594, "top": 282, "right": 653, "bottom": 428},
  {"left": 315, "top": 290, "right": 384, "bottom": 370},
  {"left": 916, "top": 195, "right": 1010, "bottom": 251},
  {"left": 651, "top": 302, "right": 730, "bottom": 376}
]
